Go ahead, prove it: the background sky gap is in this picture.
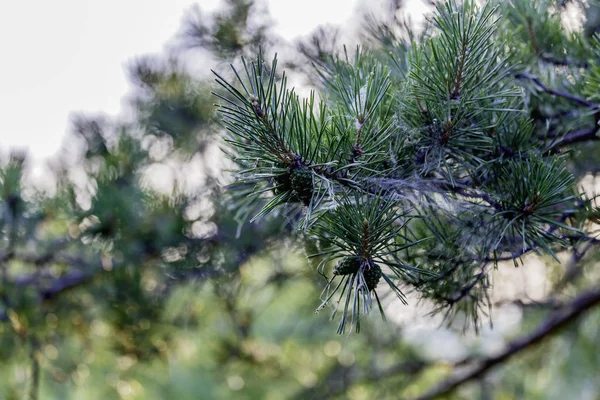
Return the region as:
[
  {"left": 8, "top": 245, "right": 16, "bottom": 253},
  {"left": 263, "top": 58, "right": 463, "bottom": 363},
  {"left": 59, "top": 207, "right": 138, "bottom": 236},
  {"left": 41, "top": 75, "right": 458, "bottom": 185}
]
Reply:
[{"left": 0, "top": 0, "right": 368, "bottom": 161}]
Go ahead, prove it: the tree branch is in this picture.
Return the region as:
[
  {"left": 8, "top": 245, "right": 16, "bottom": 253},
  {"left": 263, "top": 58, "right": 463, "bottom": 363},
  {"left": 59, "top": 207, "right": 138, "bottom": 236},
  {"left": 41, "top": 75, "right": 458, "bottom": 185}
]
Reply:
[
  {"left": 40, "top": 269, "right": 97, "bottom": 300},
  {"left": 28, "top": 337, "right": 40, "bottom": 400},
  {"left": 554, "top": 236, "right": 600, "bottom": 291},
  {"left": 549, "top": 127, "right": 599, "bottom": 150},
  {"left": 412, "top": 285, "right": 600, "bottom": 400},
  {"left": 515, "top": 72, "right": 599, "bottom": 108},
  {"left": 294, "top": 359, "right": 427, "bottom": 400},
  {"left": 539, "top": 54, "right": 589, "bottom": 69}
]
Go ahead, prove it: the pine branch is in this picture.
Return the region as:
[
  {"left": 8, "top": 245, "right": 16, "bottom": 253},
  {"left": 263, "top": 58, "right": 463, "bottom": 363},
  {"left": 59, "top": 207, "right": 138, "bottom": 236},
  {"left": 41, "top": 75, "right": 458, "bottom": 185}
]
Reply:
[
  {"left": 493, "top": 298, "right": 564, "bottom": 310},
  {"left": 448, "top": 185, "right": 503, "bottom": 211},
  {"left": 525, "top": 17, "right": 540, "bottom": 55},
  {"left": 212, "top": 0, "right": 593, "bottom": 336},
  {"left": 440, "top": 209, "right": 582, "bottom": 304},
  {"left": 553, "top": 237, "right": 600, "bottom": 291},
  {"left": 0, "top": 255, "right": 104, "bottom": 306},
  {"left": 515, "top": 72, "right": 599, "bottom": 108},
  {"left": 443, "top": 267, "right": 487, "bottom": 304},
  {"left": 412, "top": 285, "right": 600, "bottom": 400},
  {"left": 549, "top": 126, "right": 599, "bottom": 150},
  {"left": 293, "top": 359, "right": 427, "bottom": 399},
  {"left": 0, "top": 238, "right": 74, "bottom": 268},
  {"left": 39, "top": 269, "right": 97, "bottom": 300},
  {"left": 28, "top": 337, "right": 40, "bottom": 400},
  {"left": 539, "top": 54, "right": 589, "bottom": 69}
]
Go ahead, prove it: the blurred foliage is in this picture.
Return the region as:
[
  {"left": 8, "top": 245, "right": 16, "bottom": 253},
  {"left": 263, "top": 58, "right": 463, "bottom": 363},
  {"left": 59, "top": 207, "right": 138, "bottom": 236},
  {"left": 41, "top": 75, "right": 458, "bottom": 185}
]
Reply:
[
  {"left": 179, "top": 0, "right": 274, "bottom": 58},
  {"left": 0, "top": 0, "right": 599, "bottom": 399}
]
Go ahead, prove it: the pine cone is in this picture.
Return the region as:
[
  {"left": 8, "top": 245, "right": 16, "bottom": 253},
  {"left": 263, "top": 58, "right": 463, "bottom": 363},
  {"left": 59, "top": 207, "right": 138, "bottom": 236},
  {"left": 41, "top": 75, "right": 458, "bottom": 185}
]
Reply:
[
  {"left": 363, "top": 264, "right": 382, "bottom": 291},
  {"left": 272, "top": 170, "right": 292, "bottom": 195},
  {"left": 333, "top": 257, "right": 361, "bottom": 276},
  {"left": 290, "top": 167, "right": 313, "bottom": 205}
]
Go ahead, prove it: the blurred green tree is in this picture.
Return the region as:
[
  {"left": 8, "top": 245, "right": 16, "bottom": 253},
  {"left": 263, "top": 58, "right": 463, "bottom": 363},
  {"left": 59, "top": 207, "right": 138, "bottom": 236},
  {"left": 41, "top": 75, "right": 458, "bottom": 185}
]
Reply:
[{"left": 0, "top": 0, "right": 599, "bottom": 399}]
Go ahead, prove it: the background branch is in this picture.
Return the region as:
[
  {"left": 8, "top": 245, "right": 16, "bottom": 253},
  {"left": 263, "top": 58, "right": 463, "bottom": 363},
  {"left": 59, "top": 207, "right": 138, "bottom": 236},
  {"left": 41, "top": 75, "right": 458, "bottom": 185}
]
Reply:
[
  {"left": 515, "top": 72, "right": 599, "bottom": 108},
  {"left": 549, "top": 127, "right": 599, "bottom": 150},
  {"left": 412, "top": 285, "right": 600, "bottom": 400}
]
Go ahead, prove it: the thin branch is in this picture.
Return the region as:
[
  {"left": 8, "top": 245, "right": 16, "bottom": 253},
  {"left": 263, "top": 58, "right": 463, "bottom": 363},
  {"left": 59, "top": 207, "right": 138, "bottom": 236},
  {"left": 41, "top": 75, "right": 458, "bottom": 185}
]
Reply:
[
  {"left": 412, "top": 285, "right": 600, "bottom": 400},
  {"left": 28, "top": 337, "right": 40, "bottom": 400},
  {"left": 10, "top": 255, "right": 103, "bottom": 299},
  {"left": 40, "top": 269, "right": 97, "bottom": 300},
  {"left": 437, "top": 211, "right": 582, "bottom": 305},
  {"left": 554, "top": 236, "right": 600, "bottom": 291},
  {"left": 493, "top": 298, "right": 564, "bottom": 310},
  {"left": 525, "top": 17, "right": 540, "bottom": 55},
  {"left": 293, "top": 359, "right": 427, "bottom": 400},
  {"left": 515, "top": 72, "right": 599, "bottom": 109},
  {"left": 11, "top": 237, "right": 74, "bottom": 266},
  {"left": 448, "top": 185, "right": 503, "bottom": 211},
  {"left": 549, "top": 127, "right": 599, "bottom": 150},
  {"left": 539, "top": 54, "right": 589, "bottom": 69}
]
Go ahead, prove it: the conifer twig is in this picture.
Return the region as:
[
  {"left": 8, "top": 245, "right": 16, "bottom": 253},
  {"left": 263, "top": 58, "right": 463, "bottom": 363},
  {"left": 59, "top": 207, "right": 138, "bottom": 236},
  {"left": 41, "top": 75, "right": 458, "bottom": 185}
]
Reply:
[
  {"left": 549, "top": 126, "right": 599, "bottom": 150},
  {"left": 515, "top": 72, "right": 598, "bottom": 108},
  {"left": 539, "top": 54, "right": 589, "bottom": 69}
]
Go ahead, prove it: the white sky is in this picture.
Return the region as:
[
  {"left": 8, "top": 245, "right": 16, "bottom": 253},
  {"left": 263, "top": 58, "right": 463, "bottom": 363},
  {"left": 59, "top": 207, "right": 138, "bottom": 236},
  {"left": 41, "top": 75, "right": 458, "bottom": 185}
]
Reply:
[{"left": 0, "top": 0, "right": 369, "bottom": 161}]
